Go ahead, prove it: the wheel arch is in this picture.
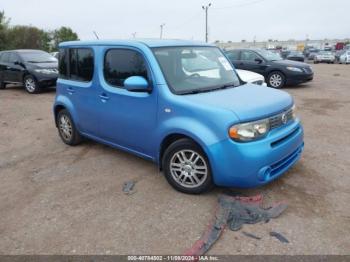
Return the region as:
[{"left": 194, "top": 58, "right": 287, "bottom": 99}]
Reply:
[{"left": 158, "top": 133, "right": 208, "bottom": 170}]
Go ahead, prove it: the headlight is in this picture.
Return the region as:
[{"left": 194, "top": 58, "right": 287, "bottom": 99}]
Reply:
[
  {"left": 34, "top": 69, "right": 58, "bottom": 74},
  {"left": 229, "top": 119, "right": 270, "bottom": 142},
  {"left": 286, "top": 66, "right": 303, "bottom": 72}
]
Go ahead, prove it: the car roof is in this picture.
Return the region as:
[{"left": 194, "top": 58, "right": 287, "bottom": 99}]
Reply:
[
  {"left": 0, "top": 49, "right": 47, "bottom": 53},
  {"left": 59, "top": 39, "right": 214, "bottom": 48}
]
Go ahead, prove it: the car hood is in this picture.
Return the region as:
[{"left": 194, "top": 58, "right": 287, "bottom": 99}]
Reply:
[
  {"left": 25, "top": 62, "right": 58, "bottom": 69},
  {"left": 236, "top": 69, "right": 264, "bottom": 82},
  {"left": 184, "top": 84, "right": 293, "bottom": 122},
  {"left": 272, "top": 59, "right": 308, "bottom": 67}
]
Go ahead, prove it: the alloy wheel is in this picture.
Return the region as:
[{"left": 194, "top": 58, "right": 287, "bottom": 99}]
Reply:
[
  {"left": 25, "top": 78, "right": 36, "bottom": 93},
  {"left": 59, "top": 115, "right": 73, "bottom": 141},
  {"left": 169, "top": 149, "right": 208, "bottom": 188},
  {"left": 269, "top": 74, "right": 283, "bottom": 87}
]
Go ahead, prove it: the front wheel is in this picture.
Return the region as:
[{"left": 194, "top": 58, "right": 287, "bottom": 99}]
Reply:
[
  {"left": 267, "top": 71, "right": 285, "bottom": 88},
  {"left": 24, "top": 75, "right": 41, "bottom": 94},
  {"left": 162, "top": 138, "right": 213, "bottom": 194}
]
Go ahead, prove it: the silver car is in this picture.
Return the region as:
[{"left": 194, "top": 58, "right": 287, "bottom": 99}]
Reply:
[
  {"left": 314, "top": 51, "right": 335, "bottom": 64},
  {"left": 339, "top": 51, "right": 350, "bottom": 64}
]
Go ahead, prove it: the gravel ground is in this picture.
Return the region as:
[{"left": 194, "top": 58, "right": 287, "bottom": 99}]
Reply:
[{"left": 0, "top": 64, "right": 349, "bottom": 255}]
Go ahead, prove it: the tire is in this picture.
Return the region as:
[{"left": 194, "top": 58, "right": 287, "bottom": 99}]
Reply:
[
  {"left": 57, "top": 109, "right": 82, "bottom": 146},
  {"left": 314, "top": 60, "right": 318, "bottom": 64},
  {"left": 162, "top": 138, "right": 213, "bottom": 194},
  {"left": 267, "top": 71, "right": 285, "bottom": 89},
  {"left": 24, "top": 75, "right": 41, "bottom": 94},
  {"left": 0, "top": 79, "right": 6, "bottom": 90}
]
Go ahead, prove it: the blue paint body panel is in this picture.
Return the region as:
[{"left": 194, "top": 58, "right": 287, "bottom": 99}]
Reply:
[{"left": 54, "top": 39, "right": 304, "bottom": 188}]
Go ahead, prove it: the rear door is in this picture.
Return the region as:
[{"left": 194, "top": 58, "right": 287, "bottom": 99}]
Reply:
[
  {"left": 225, "top": 50, "right": 241, "bottom": 68},
  {"left": 0, "top": 52, "right": 11, "bottom": 82},
  {"left": 7, "top": 52, "right": 24, "bottom": 83}
]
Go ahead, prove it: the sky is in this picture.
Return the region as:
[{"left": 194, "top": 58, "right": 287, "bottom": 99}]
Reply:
[{"left": 1, "top": 0, "right": 349, "bottom": 42}]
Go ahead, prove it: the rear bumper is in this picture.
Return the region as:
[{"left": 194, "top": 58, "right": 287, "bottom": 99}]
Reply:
[{"left": 207, "top": 119, "right": 304, "bottom": 188}]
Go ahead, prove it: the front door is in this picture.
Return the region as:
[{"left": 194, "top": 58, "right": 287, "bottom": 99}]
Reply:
[
  {"left": 239, "top": 50, "right": 267, "bottom": 75},
  {"left": 97, "top": 47, "right": 158, "bottom": 158}
]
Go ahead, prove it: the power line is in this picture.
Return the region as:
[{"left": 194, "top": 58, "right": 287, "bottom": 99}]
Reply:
[{"left": 212, "top": 0, "right": 267, "bottom": 10}]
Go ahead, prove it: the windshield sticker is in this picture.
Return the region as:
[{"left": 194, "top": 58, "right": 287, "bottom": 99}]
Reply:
[{"left": 218, "top": 56, "right": 233, "bottom": 71}]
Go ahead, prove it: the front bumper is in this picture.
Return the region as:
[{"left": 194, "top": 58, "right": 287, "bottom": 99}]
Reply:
[
  {"left": 35, "top": 73, "right": 58, "bottom": 87},
  {"left": 286, "top": 72, "right": 313, "bottom": 85},
  {"left": 207, "top": 119, "right": 304, "bottom": 188}
]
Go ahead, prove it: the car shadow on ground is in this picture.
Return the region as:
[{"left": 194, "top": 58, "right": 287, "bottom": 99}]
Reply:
[{"left": 3, "top": 84, "right": 56, "bottom": 94}]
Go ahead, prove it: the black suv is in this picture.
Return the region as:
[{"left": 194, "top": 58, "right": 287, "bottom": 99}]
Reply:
[
  {"left": 225, "top": 48, "right": 313, "bottom": 88},
  {"left": 0, "top": 49, "right": 58, "bottom": 94}
]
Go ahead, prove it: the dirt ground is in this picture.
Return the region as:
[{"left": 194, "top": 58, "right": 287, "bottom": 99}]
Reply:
[{"left": 0, "top": 64, "right": 349, "bottom": 255}]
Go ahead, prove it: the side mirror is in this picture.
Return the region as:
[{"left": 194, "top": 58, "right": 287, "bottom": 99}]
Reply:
[
  {"left": 255, "top": 58, "right": 263, "bottom": 64},
  {"left": 124, "top": 76, "right": 150, "bottom": 92}
]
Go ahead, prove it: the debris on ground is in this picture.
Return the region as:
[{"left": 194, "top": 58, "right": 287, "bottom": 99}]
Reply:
[
  {"left": 122, "top": 180, "right": 136, "bottom": 195},
  {"left": 242, "top": 231, "right": 262, "bottom": 240},
  {"left": 270, "top": 231, "right": 289, "bottom": 243},
  {"left": 184, "top": 194, "right": 287, "bottom": 256}
]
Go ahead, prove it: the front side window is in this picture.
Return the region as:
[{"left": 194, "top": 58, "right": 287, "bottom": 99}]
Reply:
[
  {"left": 104, "top": 49, "right": 148, "bottom": 88},
  {"left": 8, "top": 53, "right": 20, "bottom": 63},
  {"left": 255, "top": 49, "right": 282, "bottom": 61},
  {"left": 241, "top": 51, "right": 260, "bottom": 62},
  {"left": 69, "top": 48, "right": 94, "bottom": 82},
  {"left": 153, "top": 46, "right": 240, "bottom": 94}
]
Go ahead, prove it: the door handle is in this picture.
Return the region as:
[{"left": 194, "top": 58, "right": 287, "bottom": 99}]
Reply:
[
  {"left": 99, "top": 93, "right": 109, "bottom": 101},
  {"left": 67, "top": 87, "right": 75, "bottom": 94}
]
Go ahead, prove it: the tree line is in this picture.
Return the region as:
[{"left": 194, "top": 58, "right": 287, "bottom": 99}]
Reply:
[{"left": 0, "top": 11, "right": 79, "bottom": 52}]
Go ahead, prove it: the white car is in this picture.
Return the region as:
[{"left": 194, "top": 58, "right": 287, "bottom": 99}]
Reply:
[
  {"left": 339, "top": 51, "right": 350, "bottom": 64},
  {"left": 236, "top": 69, "right": 267, "bottom": 86}
]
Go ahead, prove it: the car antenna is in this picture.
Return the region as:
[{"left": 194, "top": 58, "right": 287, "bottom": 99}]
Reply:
[{"left": 93, "top": 31, "right": 100, "bottom": 40}]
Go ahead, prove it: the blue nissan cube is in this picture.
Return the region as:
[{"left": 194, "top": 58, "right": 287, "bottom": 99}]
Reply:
[{"left": 53, "top": 39, "right": 304, "bottom": 194}]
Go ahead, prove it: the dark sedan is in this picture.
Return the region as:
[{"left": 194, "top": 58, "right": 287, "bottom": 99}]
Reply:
[
  {"left": 0, "top": 49, "right": 58, "bottom": 94},
  {"left": 225, "top": 48, "right": 313, "bottom": 88},
  {"left": 286, "top": 51, "right": 305, "bottom": 62}
]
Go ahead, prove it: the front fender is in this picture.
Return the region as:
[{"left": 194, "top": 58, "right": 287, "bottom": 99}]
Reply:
[{"left": 156, "top": 116, "right": 225, "bottom": 164}]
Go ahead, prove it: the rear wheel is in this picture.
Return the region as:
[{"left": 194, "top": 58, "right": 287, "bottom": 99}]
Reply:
[
  {"left": 57, "top": 109, "right": 82, "bottom": 146},
  {"left": 162, "top": 138, "right": 213, "bottom": 194},
  {"left": 267, "top": 71, "right": 285, "bottom": 89},
  {"left": 0, "top": 79, "right": 6, "bottom": 89},
  {"left": 24, "top": 75, "right": 41, "bottom": 94}
]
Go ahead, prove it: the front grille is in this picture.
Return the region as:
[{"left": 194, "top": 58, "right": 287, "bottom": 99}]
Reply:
[
  {"left": 252, "top": 80, "right": 264, "bottom": 85},
  {"left": 269, "top": 107, "right": 294, "bottom": 129}
]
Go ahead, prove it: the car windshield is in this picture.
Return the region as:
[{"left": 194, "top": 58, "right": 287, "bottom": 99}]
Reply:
[
  {"left": 320, "top": 51, "right": 332, "bottom": 55},
  {"left": 20, "top": 51, "right": 57, "bottom": 63},
  {"left": 255, "top": 49, "right": 282, "bottom": 61},
  {"left": 152, "top": 46, "right": 240, "bottom": 95}
]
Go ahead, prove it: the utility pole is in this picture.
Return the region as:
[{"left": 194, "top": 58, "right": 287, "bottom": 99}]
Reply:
[
  {"left": 202, "top": 3, "right": 212, "bottom": 43},
  {"left": 132, "top": 32, "right": 137, "bottom": 38},
  {"left": 93, "top": 31, "right": 99, "bottom": 40},
  {"left": 160, "top": 23, "right": 165, "bottom": 39}
]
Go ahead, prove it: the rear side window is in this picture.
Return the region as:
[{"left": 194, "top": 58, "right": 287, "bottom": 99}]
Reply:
[
  {"left": 226, "top": 50, "right": 240, "bottom": 60},
  {"left": 1, "top": 52, "right": 10, "bottom": 63},
  {"left": 69, "top": 48, "right": 94, "bottom": 82},
  {"left": 58, "top": 49, "right": 68, "bottom": 79},
  {"left": 104, "top": 49, "right": 148, "bottom": 88}
]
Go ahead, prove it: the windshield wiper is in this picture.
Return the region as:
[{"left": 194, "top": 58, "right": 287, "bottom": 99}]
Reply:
[{"left": 180, "top": 83, "right": 237, "bottom": 95}]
